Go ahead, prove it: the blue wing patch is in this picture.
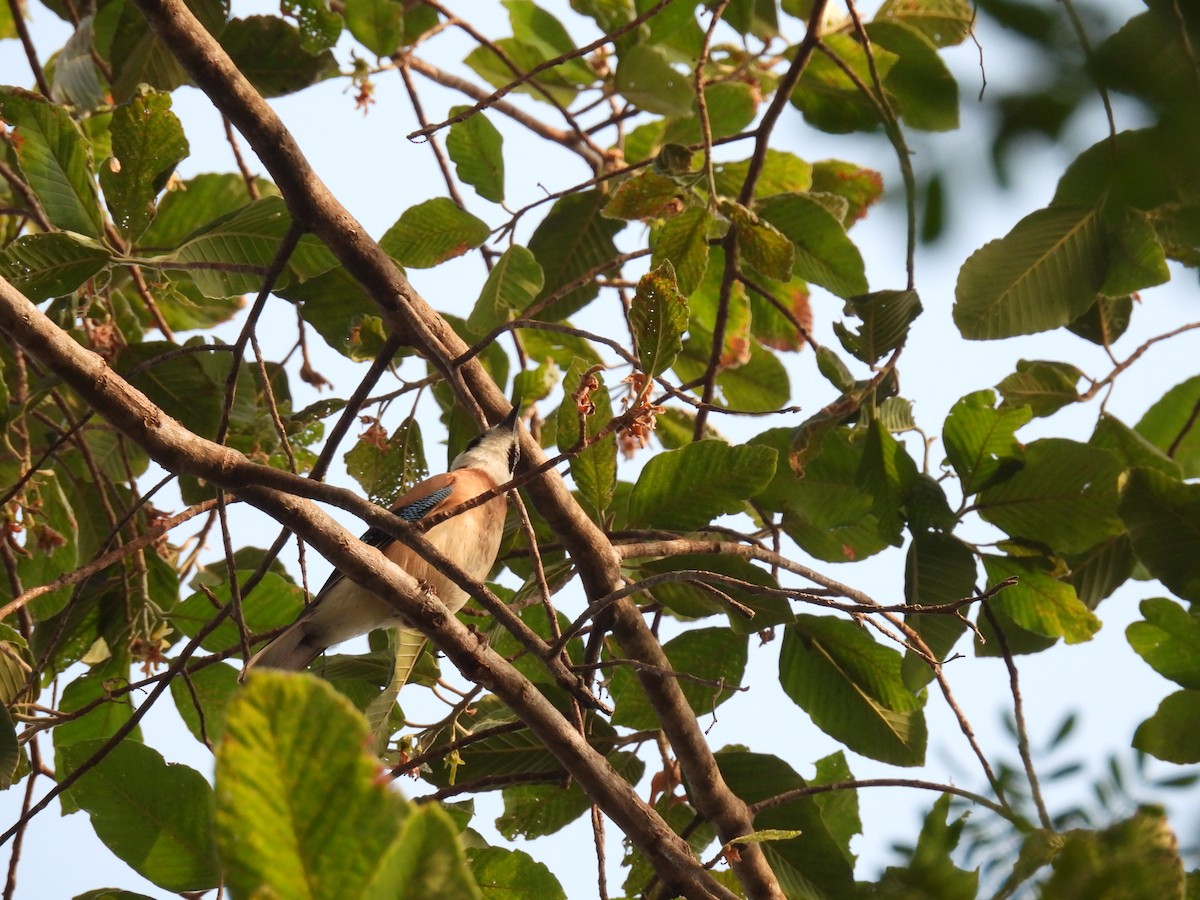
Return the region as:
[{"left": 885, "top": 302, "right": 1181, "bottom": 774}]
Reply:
[{"left": 395, "top": 485, "right": 452, "bottom": 522}]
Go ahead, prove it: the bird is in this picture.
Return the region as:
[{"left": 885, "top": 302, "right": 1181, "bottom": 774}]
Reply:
[{"left": 241, "top": 406, "right": 521, "bottom": 687}]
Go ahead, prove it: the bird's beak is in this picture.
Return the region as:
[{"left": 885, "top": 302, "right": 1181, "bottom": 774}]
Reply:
[{"left": 498, "top": 405, "right": 520, "bottom": 430}]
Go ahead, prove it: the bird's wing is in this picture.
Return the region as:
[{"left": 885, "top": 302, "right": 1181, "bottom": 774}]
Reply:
[{"left": 312, "top": 472, "right": 463, "bottom": 599}]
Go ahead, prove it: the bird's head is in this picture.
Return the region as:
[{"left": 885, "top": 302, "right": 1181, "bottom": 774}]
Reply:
[{"left": 450, "top": 406, "right": 521, "bottom": 485}]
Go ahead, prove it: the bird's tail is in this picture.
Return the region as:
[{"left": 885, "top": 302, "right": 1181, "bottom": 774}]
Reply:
[
  {"left": 239, "top": 620, "right": 325, "bottom": 681},
  {"left": 366, "top": 627, "right": 427, "bottom": 747}
]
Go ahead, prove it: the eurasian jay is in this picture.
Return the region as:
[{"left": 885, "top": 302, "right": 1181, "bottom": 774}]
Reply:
[{"left": 242, "top": 407, "right": 521, "bottom": 685}]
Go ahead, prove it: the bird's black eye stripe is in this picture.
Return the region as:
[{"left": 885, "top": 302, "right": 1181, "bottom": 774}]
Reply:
[
  {"left": 507, "top": 444, "right": 520, "bottom": 472},
  {"left": 464, "top": 433, "right": 484, "bottom": 451}
]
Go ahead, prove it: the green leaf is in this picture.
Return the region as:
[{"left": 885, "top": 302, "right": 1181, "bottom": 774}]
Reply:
[
  {"left": 1133, "top": 691, "right": 1200, "bottom": 764},
  {"left": 714, "top": 150, "right": 813, "bottom": 200},
  {"left": 866, "top": 20, "right": 959, "bottom": 132},
  {"left": 17, "top": 470, "right": 78, "bottom": 619},
  {"left": 954, "top": 205, "right": 1108, "bottom": 339},
  {"left": 169, "top": 661, "right": 239, "bottom": 746},
  {"left": 629, "top": 260, "right": 688, "bottom": 377},
  {"left": 103, "top": 0, "right": 227, "bottom": 101},
  {"left": 0, "top": 705, "right": 18, "bottom": 790},
  {"left": 220, "top": 16, "right": 339, "bottom": 98},
  {"left": 650, "top": 207, "right": 712, "bottom": 296},
  {"left": 1100, "top": 209, "right": 1170, "bottom": 297},
  {"left": 780, "top": 614, "right": 928, "bottom": 766},
  {"left": 874, "top": 794, "right": 978, "bottom": 897},
  {"left": 759, "top": 427, "right": 898, "bottom": 562},
  {"left": 876, "top": 0, "right": 974, "bottom": 46},
  {"left": 467, "top": 245, "right": 544, "bottom": 337},
  {"left": 1044, "top": 808, "right": 1186, "bottom": 895},
  {"left": 217, "top": 672, "right": 482, "bottom": 898},
  {"left": 788, "top": 33, "right": 898, "bottom": 133},
  {"left": 732, "top": 203, "right": 795, "bottom": 282},
  {"left": 627, "top": 440, "right": 777, "bottom": 531},
  {"left": 505, "top": 0, "right": 592, "bottom": 86},
  {"left": 756, "top": 192, "right": 868, "bottom": 298},
  {"left": 497, "top": 752, "right": 644, "bottom": 839},
  {"left": 942, "top": 390, "right": 1030, "bottom": 496},
  {"left": 1091, "top": 413, "right": 1180, "bottom": 477},
  {"left": 157, "top": 196, "right": 338, "bottom": 298},
  {"left": 101, "top": 90, "right": 189, "bottom": 242},
  {"left": 1066, "top": 534, "right": 1136, "bottom": 610},
  {"left": 902, "top": 533, "right": 976, "bottom": 689},
  {"left": 1136, "top": 375, "right": 1200, "bottom": 479},
  {"left": 417, "top": 699, "right": 562, "bottom": 790},
  {"left": 603, "top": 171, "right": 686, "bottom": 221},
  {"left": 982, "top": 555, "right": 1100, "bottom": 644},
  {"left": 0, "top": 233, "right": 111, "bottom": 301},
  {"left": 557, "top": 358, "right": 616, "bottom": 522},
  {"left": 446, "top": 107, "right": 505, "bottom": 204},
  {"left": 1127, "top": 598, "right": 1200, "bottom": 690},
  {"left": 833, "top": 289, "right": 922, "bottom": 364},
  {"left": 609, "top": 628, "right": 748, "bottom": 729},
  {"left": 662, "top": 82, "right": 758, "bottom": 145},
  {"left": 61, "top": 740, "right": 218, "bottom": 892},
  {"left": 51, "top": 15, "right": 107, "bottom": 110},
  {"left": 615, "top": 44, "right": 693, "bottom": 116},
  {"left": 0, "top": 86, "right": 104, "bottom": 236},
  {"left": 527, "top": 190, "right": 623, "bottom": 321},
  {"left": 380, "top": 197, "right": 490, "bottom": 268},
  {"left": 714, "top": 749, "right": 857, "bottom": 897},
  {"left": 673, "top": 327, "right": 792, "bottom": 412},
  {"left": 977, "top": 439, "right": 1123, "bottom": 555},
  {"left": 128, "top": 276, "right": 237, "bottom": 335},
  {"left": 284, "top": 0, "right": 342, "bottom": 53},
  {"left": 344, "top": 417, "right": 429, "bottom": 507},
  {"left": 171, "top": 571, "right": 306, "bottom": 653},
  {"left": 513, "top": 357, "right": 561, "bottom": 408},
  {"left": 468, "top": 846, "right": 566, "bottom": 900},
  {"left": 137, "top": 173, "right": 278, "bottom": 252},
  {"left": 995, "top": 359, "right": 1083, "bottom": 418},
  {"left": 724, "top": 0, "right": 779, "bottom": 38},
  {"left": 1119, "top": 467, "right": 1200, "bottom": 603},
  {"left": 375, "top": 796, "right": 484, "bottom": 899},
  {"left": 343, "top": 0, "right": 404, "bottom": 57}
]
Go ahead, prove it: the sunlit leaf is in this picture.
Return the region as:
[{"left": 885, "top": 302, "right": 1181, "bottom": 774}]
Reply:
[
  {"left": 627, "top": 440, "right": 776, "bottom": 531},
  {"left": 447, "top": 106, "right": 505, "bottom": 204},
  {"left": 756, "top": 192, "right": 868, "bottom": 298},
  {"left": 380, "top": 197, "right": 490, "bottom": 268},
  {"left": 0, "top": 87, "right": 105, "bottom": 236},
  {"left": 61, "top": 740, "right": 219, "bottom": 892},
  {"left": 1127, "top": 598, "right": 1200, "bottom": 690},
  {"left": 981, "top": 555, "right": 1100, "bottom": 645},
  {"left": 976, "top": 439, "right": 1123, "bottom": 555},
  {"left": 615, "top": 44, "right": 693, "bottom": 116},
  {"left": 650, "top": 207, "right": 712, "bottom": 296},
  {"left": 954, "top": 205, "right": 1107, "bottom": 340},
  {"left": 942, "top": 389, "right": 1030, "bottom": 496}
]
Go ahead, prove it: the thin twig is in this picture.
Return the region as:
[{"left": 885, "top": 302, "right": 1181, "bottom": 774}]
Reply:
[{"left": 982, "top": 604, "right": 1052, "bottom": 830}]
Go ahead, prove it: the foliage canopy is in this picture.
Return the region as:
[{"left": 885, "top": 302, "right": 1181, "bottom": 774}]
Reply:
[{"left": 0, "top": 0, "right": 1198, "bottom": 897}]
